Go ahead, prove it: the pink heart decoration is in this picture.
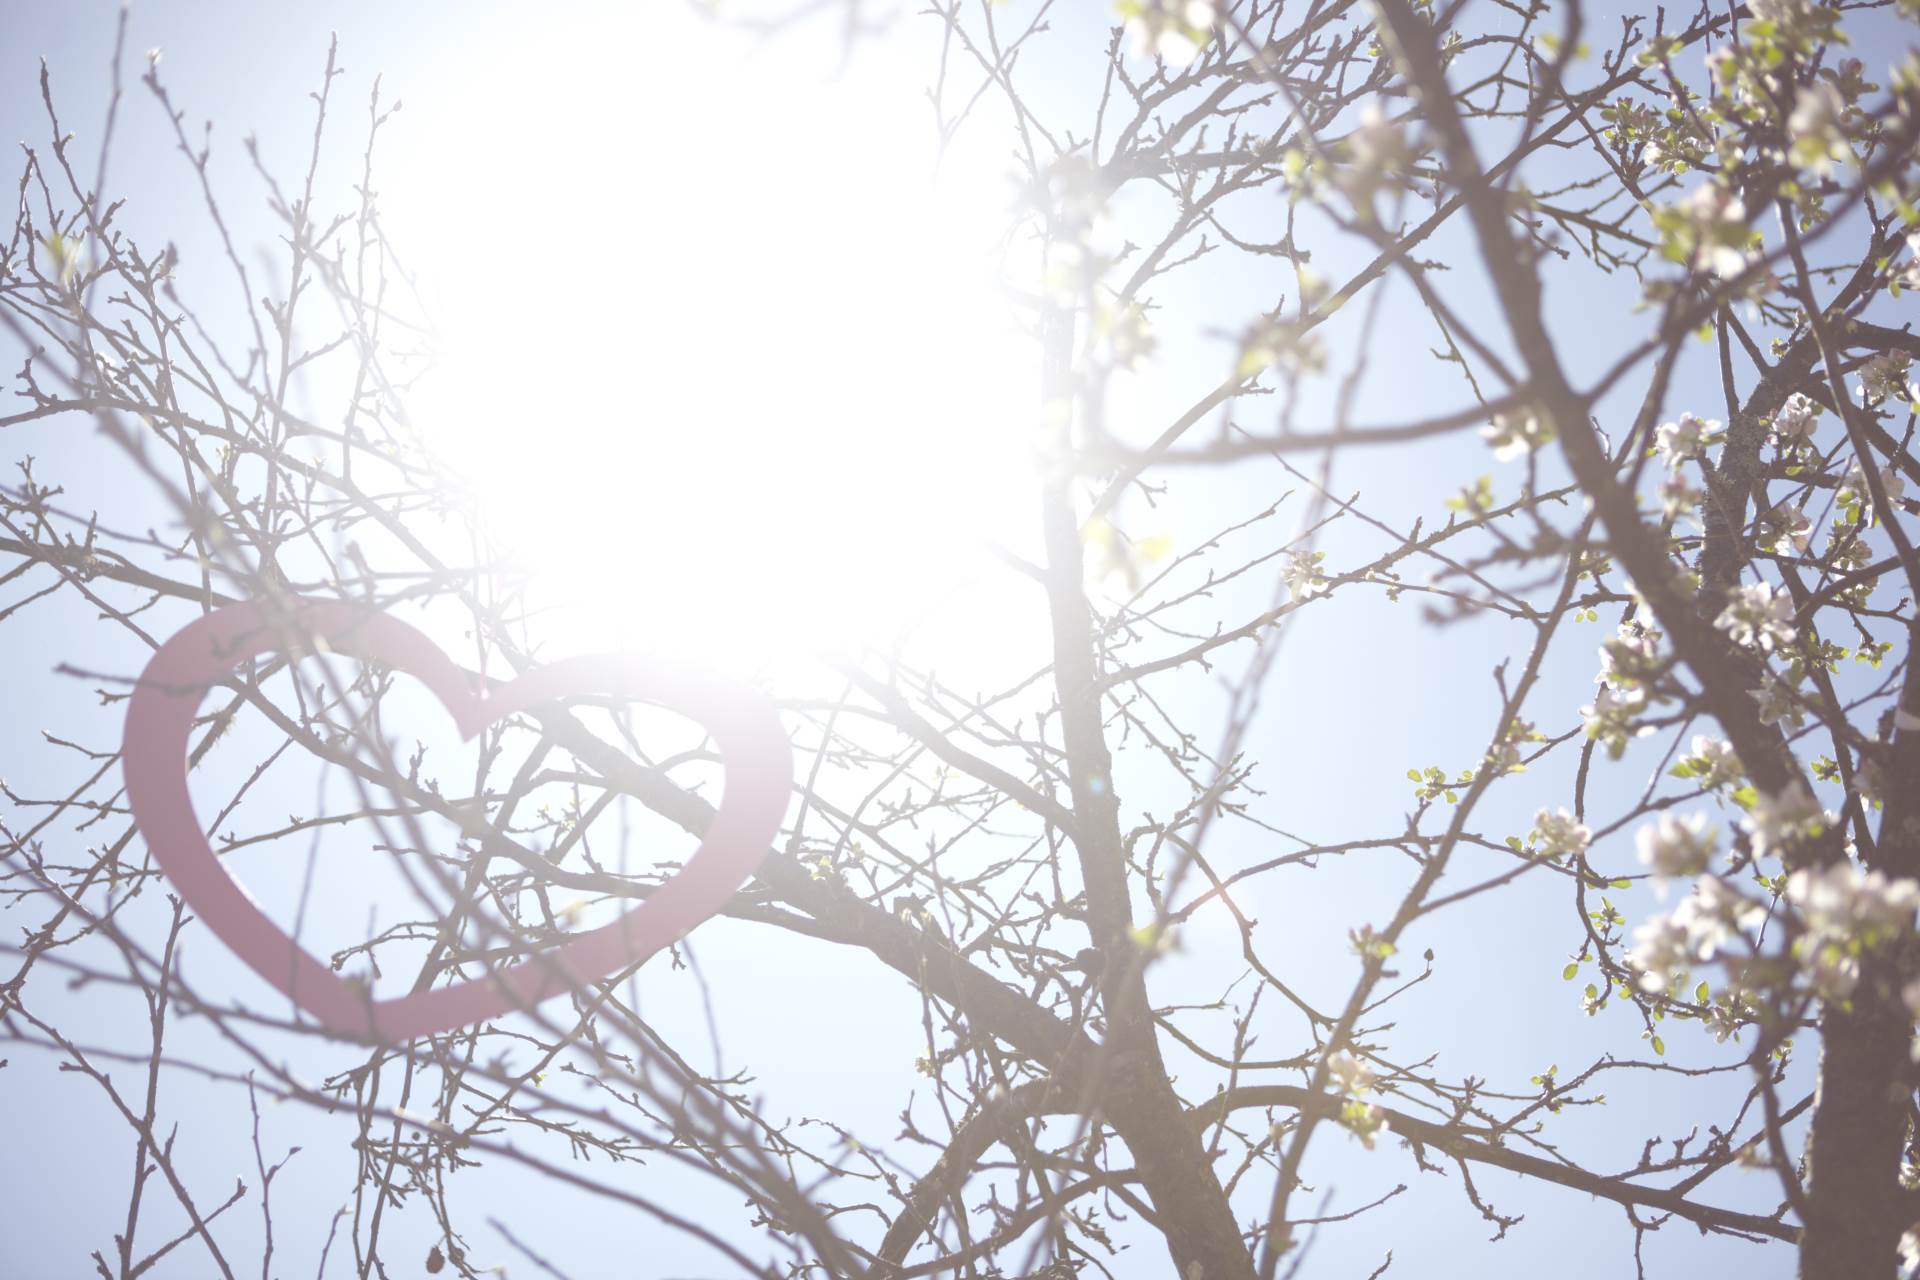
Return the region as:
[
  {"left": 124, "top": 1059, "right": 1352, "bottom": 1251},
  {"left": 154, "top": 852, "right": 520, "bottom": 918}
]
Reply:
[{"left": 123, "top": 598, "right": 792, "bottom": 1042}]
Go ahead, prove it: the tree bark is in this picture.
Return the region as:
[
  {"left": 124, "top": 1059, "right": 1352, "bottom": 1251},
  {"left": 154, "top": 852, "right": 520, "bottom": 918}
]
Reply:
[
  {"left": 1800, "top": 649, "right": 1920, "bottom": 1278},
  {"left": 1036, "top": 305, "right": 1256, "bottom": 1280},
  {"left": 1799, "top": 955, "right": 1912, "bottom": 1279}
]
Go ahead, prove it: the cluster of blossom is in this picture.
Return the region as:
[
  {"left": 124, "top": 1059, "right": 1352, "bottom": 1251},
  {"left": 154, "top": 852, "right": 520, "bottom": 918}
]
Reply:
[
  {"left": 1282, "top": 548, "right": 1329, "bottom": 599},
  {"left": 1485, "top": 717, "right": 1545, "bottom": 778},
  {"left": 1659, "top": 473, "right": 1705, "bottom": 522},
  {"left": 1238, "top": 315, "right": 1328, "bottom": 379},
  {"left": 1748, "top": 780, "right": 1831, "bottom": 857},
  {"left": 1532, "top": 807, "right": 1592, "bottom": 859},
  {"left": 1785, "top": 77, "right": 1855, "bottom": 176},
  {"left": 1673, "top": 734, "right": 1743, "bottom": 790},
  {"left": 1703, "top": 45, "right": 1741, "bottom": 95},
  {"left": 1838, "top": 456, "right": 1909, "bottom": 521},
  {"left": 1856, "top": 351, "right": 1917, "bottom": 408},
  {"left": 1642, "top": 111, "right": 1714, "bottom": 174},
  {"left": 1327, "top": 1050, "right": 1378, "bottom": 1095},
  {"left": 1900, "top": 229, "right": 1920, "bottom": 293},
  {"left": 1655, "top": 412, "right": 1724, "bottom": 464},
  {"left": 1768, "top": 393, "right": 1818, "bottom": 451},
  {"left": 1598, "top": 621, "right": 1665, "bottom": 690},
  {"left": 1699, "top": 2, "right": 1842, "bottom": 145},
  {"left": 1659, "top": 185, "right": 1755, "bottom": 279},
  {"left": 1750, "top": 668, "right": 1808, "bottom": 731},
  {"left": 1785, "top": 861, "right": 1920, "bottom": 999},
  {"left": 1761, "top": 500, "right": 1812, "bottom": 554},
  {"left": 1628, "top": 874, "right": 1766, "bottom": 992},
  {"left": 1714, "top": 580, "right": 1797, "bottom": 652},
  {"left": 1747, "top": 0, "right": 1817, "bottom": 24},
  {"left": 1851, "top": 756, "right": 1887, "bottom": 809},
  {"left": 1581, "top": 683, "right": 1651, "bottom": 759},
  {"left": 1626, "top": 785, "right": 1909, "bottom": 1024},
  {"left": 1638, "top": 812, "right": 1717, "bottom": 883},
  {"left": 1480, "top": 407, "right": 1553, "bottom": 460},
  {"left": 1601, "top": 67, "right": 1718, "bottom": 175},
  {"left": 1117, "top": 0, "right": 1218, "bottom": 65},
  {"left": 1332, "top": 106, "right": 1422, "bottom": 216},
  {"left": 1326, "top": 1051, "right": 1386, "bottom": 1149}
]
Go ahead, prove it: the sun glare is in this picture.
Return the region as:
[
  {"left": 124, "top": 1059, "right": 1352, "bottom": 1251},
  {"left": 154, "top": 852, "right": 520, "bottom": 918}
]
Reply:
[{"left": 393, "top": 7, "right": 1039, "bottom": 671}]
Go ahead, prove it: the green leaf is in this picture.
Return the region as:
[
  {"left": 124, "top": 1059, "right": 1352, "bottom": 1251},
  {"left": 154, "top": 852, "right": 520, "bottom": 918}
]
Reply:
[
  {"left": 1651, "top": 1036, "right": 1666, "bottom": 1056},
  {"left": 1695, "top": 980, "right": 1710, "bottom": 1004},
  {"left": 1562, "top": 962, "right": 1580, "bottom": 980}
]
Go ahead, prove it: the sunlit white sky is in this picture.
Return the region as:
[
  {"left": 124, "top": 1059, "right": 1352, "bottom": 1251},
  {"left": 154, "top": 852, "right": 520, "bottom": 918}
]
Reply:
[
  {"left": 4, "top": 1, "right": 1874, "bottom": 1276},
  {"left": 392, "top": 8, "right": 1040, "bottom": 666}
]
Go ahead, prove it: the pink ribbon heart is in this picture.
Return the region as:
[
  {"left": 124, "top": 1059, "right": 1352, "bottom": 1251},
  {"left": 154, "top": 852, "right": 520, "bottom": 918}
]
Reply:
[{"left": 123, "top": 598, "right": 792, "bottom": 1042}]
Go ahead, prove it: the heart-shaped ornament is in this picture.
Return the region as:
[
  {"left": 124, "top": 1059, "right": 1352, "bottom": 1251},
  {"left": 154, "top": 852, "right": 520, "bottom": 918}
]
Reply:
[{"left": 123, "top": 598, "right": 792, "bottom": 1042}]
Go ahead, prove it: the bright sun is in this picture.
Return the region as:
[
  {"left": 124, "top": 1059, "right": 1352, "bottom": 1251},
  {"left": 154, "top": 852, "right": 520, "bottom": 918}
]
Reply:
[{"left": 390, "top": 5, "right": 1039, "bottom": 671}]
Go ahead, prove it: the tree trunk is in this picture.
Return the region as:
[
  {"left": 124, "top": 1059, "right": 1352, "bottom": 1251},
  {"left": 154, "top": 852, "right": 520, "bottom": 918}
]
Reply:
[
  {"left": 1036, "top": 304, "right": 1255, "bottom": 1280},
  {"left": 1799, "top": 961, "right": 1911, "bottom": 1280},
  {"left": 1800, "top": 652, "right": 1920, "bottom": 1279}
]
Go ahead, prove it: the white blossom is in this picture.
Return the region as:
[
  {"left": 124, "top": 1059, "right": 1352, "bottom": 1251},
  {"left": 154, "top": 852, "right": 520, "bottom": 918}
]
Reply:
[
  {"left": 1629, "top": 913, "right": 1693, "bottom": 991},
  {"left": 1747, "top": 0, "right": 1812, "bottom": 23},
  {"left": 1533, "top": 807, "right": 1592, "bottom": 858},
  {"left": 1851, "top": 757, "right": 1885, "bottom": 808},
  {"left": 1769, "top": 393, "right": 1817, "bottom": 449},
  {"left": 1676, "top": 185, "right": 1753, "bottom": 278},
  {"left": 1856, "top": 352, "right": 1916, "bottom": 406},
  {"left": 1839, "top": 457, "right": 1907, "bottom": 515},
  {"left": 1686, "top": 874, "right": 1766, "bottom": 956},
  {"left": 1826, "top": 528, "right": 1873, "bottom": 572},
  {"left": 1637, "top": 812, "right": 1716, "bottom": 882},
  {"left": 1703, "top": 999, "right": 1747, "bottom": 1043},
  {"left": 1599, "top": 623, "right": 1663, "bottom": 689},
  {"left": 1787, "top": 81, "right": 1850, "bottom": 176},
  {"left": 1486, "top": 718, "right": 1538, "bottom": 776},
  {"left": 1787, "top": 861, "right": 1920, "bottom": 941},
  {"left": 1788, "top": 80, "right": 1844, "bottom": 138},
  {"left": 1704, "top": 46, "right": 1738, "bottom": 89},
  {"left": 1283, "top": 549, "right": 1328, "bottom": 599},
  {"left": 1802, "top": 944, "right": 1861, "bottom": 1001},
  {"left": 1655, "top": 412, "right": 1722, "bottom": 464},
  {"left": 1783, "top": 863, "right": 1920, "bottom": 1004},
  {"left": 1339, "top": 1099, "right": 1387, "bottom": 1148},
  {"left": 1684, "top": 735, "right": 1743, "bottom": 789},
  {"left": 1581, "top": 683, "right": 1650, "bottom": 758},
  {"left": 1714, "top": 581, "right": 1797, "bottom": 652},
  {"left": 1899, "top": 230, "right": 1920, "bottom": 292},
  {"left": 1629, "top": 875, "right": 1763, "bottom": 990},
  {"left": 1481, "top": 408, "right": 1553, "bottom": 461},
  {"left": 1659, "top": 473, "right": 1704, "bottom": 521},
  {"left": 1749, "top": 670, "right": 1807, "bottom": 730},
  {"left": 1119, "top": 0, "right": 1218, "bottom": 65},
  {"left": 1327, "top": 1050, "right": 1378, "bottom": 1095},
  {"left": 1768, "top": 501, "right": 1812, "bottom": 553},
  {"left": 1335, "top": 106, "right": 1417, "bottom": 212},
  {"left": 1745, "top": 781, "right": 1829, "bottom": 858}
]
